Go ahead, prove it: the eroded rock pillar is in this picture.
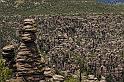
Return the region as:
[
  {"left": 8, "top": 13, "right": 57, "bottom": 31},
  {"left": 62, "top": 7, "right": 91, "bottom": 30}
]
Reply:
[{"left": 16, "top": 19, "right": 44, "bottom": 82}]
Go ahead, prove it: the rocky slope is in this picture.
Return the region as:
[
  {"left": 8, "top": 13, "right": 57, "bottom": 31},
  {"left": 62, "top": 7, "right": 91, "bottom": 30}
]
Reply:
[{"left": 0, "top": 14, "right": 124, "bottom": 81}]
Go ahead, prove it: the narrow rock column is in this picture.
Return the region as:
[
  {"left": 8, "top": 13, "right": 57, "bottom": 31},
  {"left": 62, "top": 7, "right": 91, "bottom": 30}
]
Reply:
[
  {"left": 16, "top": 19, "right": 44, "bottom": 82},
  {"left": 2, "top": 44, "right": 16, "bottom": 78},
  {"left": 2, "top": 45, "right": 15, "bottom": 69}
]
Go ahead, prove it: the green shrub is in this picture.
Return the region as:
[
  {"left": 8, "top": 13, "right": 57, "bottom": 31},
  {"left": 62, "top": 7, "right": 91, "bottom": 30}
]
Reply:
[
  {"left": 64, "top": 77, "right": 79, "bottom": 82},
  {"left": 0, "top": 59, "right": 12, "bottom": 82},
  {"left": 106, "top": 74, "right": 115, "bottom": 82}
]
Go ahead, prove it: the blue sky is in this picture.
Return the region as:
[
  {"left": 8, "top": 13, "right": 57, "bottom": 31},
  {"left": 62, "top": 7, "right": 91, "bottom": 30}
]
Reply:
[{"left": 97, "top": 0, "right": 124, "bottom": 4}]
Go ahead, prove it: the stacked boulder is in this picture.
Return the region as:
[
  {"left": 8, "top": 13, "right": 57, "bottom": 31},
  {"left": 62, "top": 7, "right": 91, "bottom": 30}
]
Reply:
[
  {"left": 16, "top": 19, "right": 45, "bottom": 82},
  {"left": 2, "top": 44, "right": 15, "bottom": 68},
  {"left": 44, "top": 67, "right": 54, "bottom": 81},
  {"left": 83, "top": 75, "right": 106, "bottom": 82},
  {"left": 2, "top": 44, "right": 16, "bottom": 77},
  {"left": 43, "top": 67, "right": 64, "bottom": 82},
  {"left": 53, "top": 75, "right": 64, "bottom": 82}
]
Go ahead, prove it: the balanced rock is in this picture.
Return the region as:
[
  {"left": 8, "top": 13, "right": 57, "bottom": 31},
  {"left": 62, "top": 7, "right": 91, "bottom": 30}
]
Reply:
[
  {"left": 88, "top": 75, "right": 95, "bottom": 80},
  {"left": 2, "top": 44, "right": 16, "bottom": 78},
  {"left": 53, "top": 75, "right": 64, "bottom": 81},
  {"left": 44, "top": 67, "right": 53, "bottom": 77},
  {"left": 2, "top": 45, "right": 15, "bottom": 58}
]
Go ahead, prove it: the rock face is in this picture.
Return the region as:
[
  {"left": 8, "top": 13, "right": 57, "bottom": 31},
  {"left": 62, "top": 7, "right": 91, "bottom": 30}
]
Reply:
[{"left": 16, "top": 19, "right": 44, "bottom": 82}]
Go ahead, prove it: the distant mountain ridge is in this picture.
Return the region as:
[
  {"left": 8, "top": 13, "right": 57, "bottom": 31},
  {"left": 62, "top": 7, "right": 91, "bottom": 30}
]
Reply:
[{"left": 0, "top": 0, "right": 124, "bottom": 16}]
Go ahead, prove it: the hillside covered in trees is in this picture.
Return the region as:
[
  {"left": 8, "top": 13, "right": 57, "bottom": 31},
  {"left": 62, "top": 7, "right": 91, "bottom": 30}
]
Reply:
[
  {"left": 0, "top": 0, "right": 124, "bottom": 82},
  {"left": 0, "top": 0, "right": 124, "bottom": 16},
  {"left": 0, "top": 14, "right": 124, "bottom": 82}
]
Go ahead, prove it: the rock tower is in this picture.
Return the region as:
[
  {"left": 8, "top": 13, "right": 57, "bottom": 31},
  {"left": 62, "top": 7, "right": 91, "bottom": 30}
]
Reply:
[
  {"left": 2, "top": 18, "right": 64, "bottom": 82},
  {"left": 16, "top": 19, "right": 44, "bottom": 82},
  {"left": 2, "top": 44, "right": 15, "bottom": 69},
  {"left": 2, "top": 44, "right": 16, "bottom": 77}
]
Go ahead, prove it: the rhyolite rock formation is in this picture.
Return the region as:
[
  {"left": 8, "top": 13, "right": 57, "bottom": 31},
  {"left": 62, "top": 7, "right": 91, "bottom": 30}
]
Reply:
[
  {"left": 15, "top": 18, "right": 64, "bottom": 82},
  {"left": 16, "top": 19, "right": 45, "bottom": 82},
  {"left": 2, "top": 44, "right": 16, "bottom": 77}
]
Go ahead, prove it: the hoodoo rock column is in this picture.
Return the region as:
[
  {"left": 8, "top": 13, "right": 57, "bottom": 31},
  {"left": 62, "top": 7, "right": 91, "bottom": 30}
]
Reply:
[
  {"left": 16, "top": 19, "right": 44, "bottom": 82},
  {"left": 2, "top": 44, "right": 16, "bottom": 78}
]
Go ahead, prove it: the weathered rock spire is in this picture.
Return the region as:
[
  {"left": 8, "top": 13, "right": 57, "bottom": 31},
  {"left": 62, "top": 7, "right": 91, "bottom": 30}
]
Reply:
[
  {"left": 3, "top": 18, "right": 64, "bottom": 82},
  {"left": 16, "top": 19, "right": 44, "bottom": 82},
  {"left": 2, "top": 44, "right": 16, "bottom": 78}
]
